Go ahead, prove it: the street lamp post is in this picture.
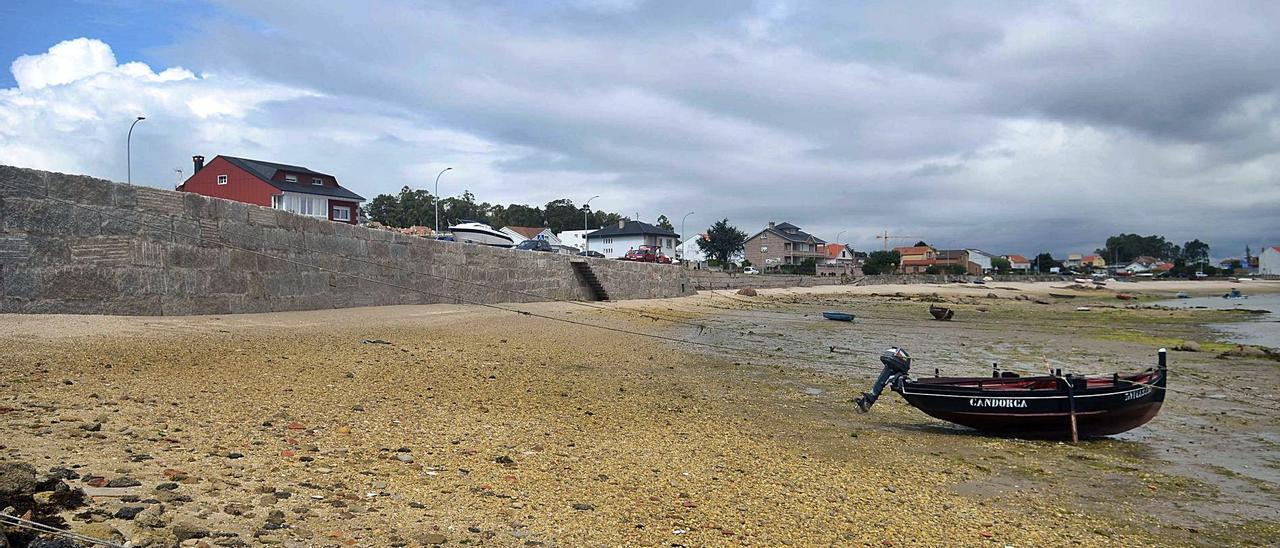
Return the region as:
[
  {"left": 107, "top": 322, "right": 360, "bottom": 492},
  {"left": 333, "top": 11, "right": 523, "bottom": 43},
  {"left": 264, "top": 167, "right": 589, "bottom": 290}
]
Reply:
[
  {"left": 582, "top": 195, "right": 599, "bottom": 255},
  {"left": 433, "top": 167, "right": 452, "bottom": 234},
  {"left": 127, "top": 116, "right": 145, "bottom": 185},
  {"left": 680, "top": 211, "right": 694, "bottom": 261}
]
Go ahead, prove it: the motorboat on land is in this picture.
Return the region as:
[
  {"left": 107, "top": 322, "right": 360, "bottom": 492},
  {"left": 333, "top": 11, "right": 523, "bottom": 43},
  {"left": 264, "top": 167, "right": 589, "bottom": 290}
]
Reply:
[
  {"left": 448, "top": 221, "right": 515, "bottom": 247},
  {"left": 1223, "top": 288, "right": 1247, "bottom": 299},
  {"left": 855, "top": 348, "right": 1168, "bottom": 440},
  {"left": 822, "top": 311, "right": 855, "bottom": 322}
]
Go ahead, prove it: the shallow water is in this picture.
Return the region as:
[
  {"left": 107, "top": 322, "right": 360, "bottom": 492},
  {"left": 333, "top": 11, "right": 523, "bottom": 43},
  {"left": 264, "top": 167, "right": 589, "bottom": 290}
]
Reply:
[{"left": 1154, "top": 292, "right": 1280, "bottom": 348}]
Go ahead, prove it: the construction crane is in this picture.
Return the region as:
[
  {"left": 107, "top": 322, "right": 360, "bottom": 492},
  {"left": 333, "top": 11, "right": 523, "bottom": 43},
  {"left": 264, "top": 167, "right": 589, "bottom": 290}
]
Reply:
[{"left": 875, "top": 230, "right": 920, "bottom": 250}]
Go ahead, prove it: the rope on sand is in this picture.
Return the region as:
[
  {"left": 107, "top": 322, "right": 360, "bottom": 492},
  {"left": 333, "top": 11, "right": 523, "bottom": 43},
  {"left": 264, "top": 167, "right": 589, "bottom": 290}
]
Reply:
[{"left": 0, "top": 513, "right": 125, "bottom": 548}]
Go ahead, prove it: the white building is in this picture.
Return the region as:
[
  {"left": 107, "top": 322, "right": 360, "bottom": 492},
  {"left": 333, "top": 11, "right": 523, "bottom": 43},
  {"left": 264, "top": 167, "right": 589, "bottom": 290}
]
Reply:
[
  {"left": 586, "top": 220, "right": 680, "bottom": 259},
  {"left": 498, "top": 226, "right": 561, "bottom": 245},
  {"left": 679, "top": 234, "right": 708, "bottom": 263},
  {"left": 966, "top": 249, "right": 996, "bottom": 272},
  {"left": 1260, "top": 246, "right": 1280, "bottom": 275},
  {"left": 557, "top": 229, "right": 591, "bottom": 252}
]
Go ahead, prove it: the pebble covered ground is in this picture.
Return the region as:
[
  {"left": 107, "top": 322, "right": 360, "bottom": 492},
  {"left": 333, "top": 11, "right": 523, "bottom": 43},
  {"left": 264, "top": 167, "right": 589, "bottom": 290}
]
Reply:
[{"left": 1, "top": 283, "right": 1277, "bottom": 546}]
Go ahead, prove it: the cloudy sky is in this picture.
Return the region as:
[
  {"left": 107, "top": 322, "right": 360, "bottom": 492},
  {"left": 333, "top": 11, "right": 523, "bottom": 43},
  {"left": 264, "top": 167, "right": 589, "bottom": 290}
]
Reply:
[{"left": 1, "top": 0, "right": 1278, "bottom": 258}]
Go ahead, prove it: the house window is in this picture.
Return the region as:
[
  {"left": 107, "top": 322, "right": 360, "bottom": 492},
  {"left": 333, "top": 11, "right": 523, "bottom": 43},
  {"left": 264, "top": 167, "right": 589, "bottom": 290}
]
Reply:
[
  {"left": 604, "top": 248, "right": 613, "bottom": 254},
  {"left": 271, "top": 195, "right": 282, "bottom": 209},
  {"left": 332, "top": 206, "right": 351, "bottom": 221},
  {"left": 312, "top": 177, "right": 323, "bottom": 186},
  {"left": 761, "top": 246, "right": 768, "bottom": 252},
  {"left": 285, "top": 174, "right": 298, "bottom": 183},
  {"left": 605, "top": 238, "right": 613, "bottom": 244},
  {"left": 217, "top": 175, "right": 228, "bottom": 185}
]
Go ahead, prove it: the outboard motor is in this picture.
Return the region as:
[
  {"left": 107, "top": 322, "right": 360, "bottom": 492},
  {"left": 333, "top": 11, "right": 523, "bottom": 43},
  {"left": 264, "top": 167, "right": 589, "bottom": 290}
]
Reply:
[{"left": 854, "top": 347, "right": 911, "bottom": 413}]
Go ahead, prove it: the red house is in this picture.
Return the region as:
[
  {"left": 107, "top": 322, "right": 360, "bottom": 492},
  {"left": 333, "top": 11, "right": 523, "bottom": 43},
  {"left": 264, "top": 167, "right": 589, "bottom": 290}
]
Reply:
[{"left": 177, "top": 155, "right": 365, "bottom": 224}]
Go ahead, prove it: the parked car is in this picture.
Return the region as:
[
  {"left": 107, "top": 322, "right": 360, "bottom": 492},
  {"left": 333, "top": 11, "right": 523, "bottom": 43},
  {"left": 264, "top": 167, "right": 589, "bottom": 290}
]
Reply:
[
  {"left": 515, "top": 239, "right": 555, "bottom": 252},
  {"left": 622, "top": 245, "right": 672, "bottom": 264},
  {"left": 577, "top": 250, "right": 605, "bottom": 258},
  {"left": 743, "top": 266, "right": 760, "bottom": 275}
]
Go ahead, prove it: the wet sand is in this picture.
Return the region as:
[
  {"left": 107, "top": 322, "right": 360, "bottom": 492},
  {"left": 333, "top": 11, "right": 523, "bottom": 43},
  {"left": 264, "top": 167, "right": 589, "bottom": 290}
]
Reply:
[{"left": 1, "top": 281, "right": 1278, "bottom": 546}]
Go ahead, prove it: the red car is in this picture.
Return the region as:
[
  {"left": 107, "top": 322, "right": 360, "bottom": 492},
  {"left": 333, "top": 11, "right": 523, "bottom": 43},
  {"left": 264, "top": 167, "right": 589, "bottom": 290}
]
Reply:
[{"left": 622, "top": 245, "right": 672, "bottom": 264}]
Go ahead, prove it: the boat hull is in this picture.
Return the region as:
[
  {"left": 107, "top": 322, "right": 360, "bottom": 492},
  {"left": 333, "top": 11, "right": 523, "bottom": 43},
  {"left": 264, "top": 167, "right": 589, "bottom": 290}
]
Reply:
[
  {"left": 894, "top": 368, "right": 1166, "bottom": 439},
  {"left": 449, "top": 226, "right": 515, "bottom": 247},
  {"left": 822, "top": 312, "right": 854, "bottom": 321}
]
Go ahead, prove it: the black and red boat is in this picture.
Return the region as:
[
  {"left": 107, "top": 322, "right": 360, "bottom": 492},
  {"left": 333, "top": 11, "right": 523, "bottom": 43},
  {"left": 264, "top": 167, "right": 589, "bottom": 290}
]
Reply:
[{"left": 856, "top": 348, "right": 1168, "bottom": 440}]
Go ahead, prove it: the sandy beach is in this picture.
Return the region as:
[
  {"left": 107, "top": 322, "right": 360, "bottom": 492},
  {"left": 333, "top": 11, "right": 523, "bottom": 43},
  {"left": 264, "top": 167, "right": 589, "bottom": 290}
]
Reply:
[{"left": 2, "top": 280, "right": 1278, "bottom": 546}]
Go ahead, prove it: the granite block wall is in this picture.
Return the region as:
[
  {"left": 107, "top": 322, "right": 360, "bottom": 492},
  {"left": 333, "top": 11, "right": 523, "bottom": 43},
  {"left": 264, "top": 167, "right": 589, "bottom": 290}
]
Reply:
[{"left": 0, "top": 165, "right": 693, "bottom": 315}]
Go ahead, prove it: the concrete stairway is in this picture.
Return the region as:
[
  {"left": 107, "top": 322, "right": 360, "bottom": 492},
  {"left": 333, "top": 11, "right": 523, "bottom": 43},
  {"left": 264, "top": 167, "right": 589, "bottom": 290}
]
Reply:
[{"left": 570, "top": 260, "right": 610, "bottom": 301}]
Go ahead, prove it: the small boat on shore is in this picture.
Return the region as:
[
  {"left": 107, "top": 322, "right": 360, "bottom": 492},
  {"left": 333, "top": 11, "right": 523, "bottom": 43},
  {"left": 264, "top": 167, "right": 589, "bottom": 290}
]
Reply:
[
  {"left": 1222, "top": 288, "right": 1246, "bottom": 299},
  {"left": 448, "top": 220, "right": 515, "bottom": 247},
  {"left": 928, "top": 305, "right": 954, "bottom": 321},
  {"left": 1175, "top": 291, "right": 1189, "bottom": 299},
  {"left": 1048, "top": 293, "right": 1076, "bottom": 299},
  {"left": 855, "top": 348, "right": 1168, "bottom": 440},
  {"left": 1115, "top": 293, "right": 1135, "bottom": 300},
  {"left": 822, "top": 311, "right": 855, "bottom": 322}
]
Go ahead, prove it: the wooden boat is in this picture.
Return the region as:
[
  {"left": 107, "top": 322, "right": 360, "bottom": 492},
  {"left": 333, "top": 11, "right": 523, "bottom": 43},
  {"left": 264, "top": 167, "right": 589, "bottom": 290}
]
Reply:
[
  {"left": 1048, "top": 293, "right": 1076, "bottom": 299},
  {"left": 928, "top": 305, "right": 954, "bottom": 321},
  {"left": 822, "top": 311, "right": 855, "bottom": 322},
  {"left": 893, "top": 350, "right": 1168, "bottom": 439},
  {"left": 1115, "top": 293, "right": 1135, "bottom": 300}
]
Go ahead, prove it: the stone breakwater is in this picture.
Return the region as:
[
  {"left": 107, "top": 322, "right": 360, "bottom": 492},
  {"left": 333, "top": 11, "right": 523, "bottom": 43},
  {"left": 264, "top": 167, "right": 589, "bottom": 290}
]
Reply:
[{"left": 0, "top": 165, "right": 692, "bottom": 315}]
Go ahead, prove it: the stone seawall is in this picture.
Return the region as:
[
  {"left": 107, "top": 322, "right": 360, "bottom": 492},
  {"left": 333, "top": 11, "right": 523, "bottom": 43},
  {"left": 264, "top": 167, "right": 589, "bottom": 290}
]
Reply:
[
  {"left": 0, "top": 165, "right": 692, "bottom": 315},
  {"left": 687, "top": 270, "right": 847, "bottom": 290}
]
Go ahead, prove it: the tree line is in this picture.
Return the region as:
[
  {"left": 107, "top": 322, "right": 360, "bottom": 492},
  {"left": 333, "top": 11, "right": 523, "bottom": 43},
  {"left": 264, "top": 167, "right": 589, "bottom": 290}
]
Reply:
[{"left": 361, "top": 186, "right": 630, "bottom": 233}]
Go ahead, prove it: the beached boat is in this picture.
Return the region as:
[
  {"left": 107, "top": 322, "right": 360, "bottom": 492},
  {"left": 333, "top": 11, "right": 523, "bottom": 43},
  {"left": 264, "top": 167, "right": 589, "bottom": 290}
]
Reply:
[
  {"left": 1222, "top": 288, "right": 1246, "bottom": 299},
  {"left": 1175, "top": 291, "right": 1189, "bottom": 299},
  {"left": 448, "top": 221, "right": 515, "bottom": 247},
  {"left": 853, "top": 348, "right": 1167, "bottom": 440},
  {"left": 1048, "top": 293, "right": 1076, "bottom": 299},
  {"left": 928, "top": 305, "right": 954, "bottom": 321},
  {"left": 1115, "top": 293, "right": 1135, "bottom": 300},
  {"left": 822, "top": 311, "right": 855, "bottom": 322}
]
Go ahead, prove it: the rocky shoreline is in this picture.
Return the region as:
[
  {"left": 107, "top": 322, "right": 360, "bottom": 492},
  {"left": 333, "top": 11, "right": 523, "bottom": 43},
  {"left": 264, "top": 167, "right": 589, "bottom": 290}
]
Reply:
[{"left": 2, "top": 284, "right": 1277, "bottom": 546}]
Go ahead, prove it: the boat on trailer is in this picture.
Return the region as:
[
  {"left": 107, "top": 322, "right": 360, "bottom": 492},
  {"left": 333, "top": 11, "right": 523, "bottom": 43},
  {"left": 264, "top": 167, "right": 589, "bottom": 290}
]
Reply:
[{"left": 894, "top": 351, "right": 1167, "bottom": 439}]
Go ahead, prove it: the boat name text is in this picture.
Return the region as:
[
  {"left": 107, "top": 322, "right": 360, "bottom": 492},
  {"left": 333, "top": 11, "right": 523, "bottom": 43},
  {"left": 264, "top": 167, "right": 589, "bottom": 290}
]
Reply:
[
  {"left": 1124, "top": 387, "right": 1153, "bottom": 401},
  {"left": 968, "top": 398, "right": 1027, "bottom": 408}
]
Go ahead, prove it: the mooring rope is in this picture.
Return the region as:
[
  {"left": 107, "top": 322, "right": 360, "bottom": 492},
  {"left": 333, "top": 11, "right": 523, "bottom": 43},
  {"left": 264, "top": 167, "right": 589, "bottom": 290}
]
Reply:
[{"left": 0, "top": 513, "right": 125, "bottom": 548}]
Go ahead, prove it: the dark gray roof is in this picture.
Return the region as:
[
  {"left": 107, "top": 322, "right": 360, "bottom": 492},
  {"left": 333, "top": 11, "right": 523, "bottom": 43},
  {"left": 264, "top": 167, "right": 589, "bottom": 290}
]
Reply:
[
  {"left": 220, "top": 156, "right": 365, "bottom": 202},
  {"left": 746, "top": 222, "right": 826, "bottom": 244},
  {"left": 586, "top": 220, "right": 679, "bottom": 239}
]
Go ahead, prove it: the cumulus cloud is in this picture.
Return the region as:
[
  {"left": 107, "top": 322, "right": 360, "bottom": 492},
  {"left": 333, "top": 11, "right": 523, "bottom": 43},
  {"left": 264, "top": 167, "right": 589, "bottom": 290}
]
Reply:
[
  {"left": 0, "top": 38, "right": 322, "bottom": 177},
  {"left": 3, "top": 2, "right": 1279, "bottom": 257},
  {"left": 10, "top": 38, "right": 119, "bottom": 90}
]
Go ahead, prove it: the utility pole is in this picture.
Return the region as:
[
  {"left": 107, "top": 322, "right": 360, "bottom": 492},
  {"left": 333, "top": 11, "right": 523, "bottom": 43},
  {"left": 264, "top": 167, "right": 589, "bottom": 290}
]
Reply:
[
  {"left": 582, "top": 195, "right": 599, "bottom": 255},
  {"left": 433, "top": 167, "right": 452, "bottom": 234},
  {"left": 126, "top": 116, "right": 145, "bottom": 184},
  {"left": 680, "top": 211, "right": 694, "bottom": 261}
]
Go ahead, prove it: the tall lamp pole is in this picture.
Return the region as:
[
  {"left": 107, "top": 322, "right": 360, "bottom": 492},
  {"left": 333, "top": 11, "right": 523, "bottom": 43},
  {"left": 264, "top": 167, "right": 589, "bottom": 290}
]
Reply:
[
  {"left": 680, "top": 211, "right": 694, "bottom": 261},
  {"left": 582, "top": 195, "right": 599, "bottom": 255},
  {"left": 433, "top": 167, "right": 452, "bottom": 234},
  {"left": 127, "top": 116, "right": 145, "bottom": 185}
]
